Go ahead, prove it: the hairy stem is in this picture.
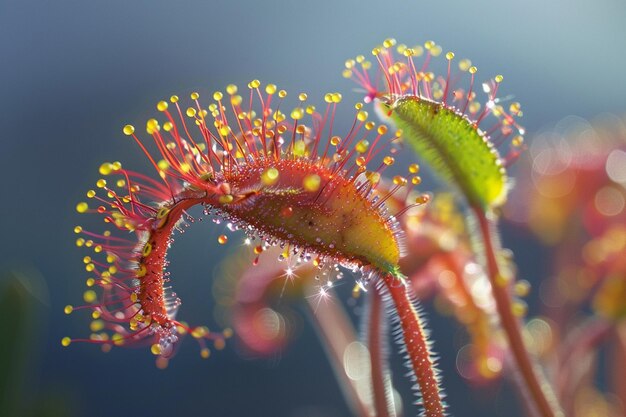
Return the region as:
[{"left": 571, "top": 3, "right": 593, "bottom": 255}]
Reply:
[
  {"left": 472, "top": 207, "right": 561, "bottom": 417},
  {"left": 368, "top": 285, "right": 395, "bottom": 417},
  {"left": 379, "top": 273, "right": 445, "bottom": 417}
]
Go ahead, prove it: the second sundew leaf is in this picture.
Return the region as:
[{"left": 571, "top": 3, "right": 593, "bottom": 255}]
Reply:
[
  {"left": 389, "top": 97, "right": 507, "bottom": 208},
  {"left": 345, "top": 38, "right": 527, "bottom": 209}
]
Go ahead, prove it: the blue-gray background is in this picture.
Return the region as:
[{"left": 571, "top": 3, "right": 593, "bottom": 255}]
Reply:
[{"left": 1, "top": 1, "right": 625, "bottom": 416}]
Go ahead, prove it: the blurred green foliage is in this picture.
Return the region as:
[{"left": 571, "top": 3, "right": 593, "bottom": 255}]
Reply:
[{"left": 0, "top": 271, "right": 72, "bottom": 417}]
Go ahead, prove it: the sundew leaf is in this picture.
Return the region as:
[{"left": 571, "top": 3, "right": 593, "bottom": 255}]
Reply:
[{"left": 389, "top": 96, "right": 507, "bottom": 208}]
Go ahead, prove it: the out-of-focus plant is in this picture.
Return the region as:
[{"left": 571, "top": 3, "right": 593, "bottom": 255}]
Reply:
[
  {"left": 506, "top": 116, "right": 626, "bottom": 417},
  {"left": 1, "top": 270, "right": 72, "bottom": 417}
]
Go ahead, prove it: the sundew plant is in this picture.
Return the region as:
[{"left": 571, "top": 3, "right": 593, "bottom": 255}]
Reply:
[{"left": 64, "top": 39, "right": 625, "bottom": 417}]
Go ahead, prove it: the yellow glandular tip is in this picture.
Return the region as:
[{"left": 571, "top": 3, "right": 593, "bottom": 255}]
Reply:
[
  {"left": 99, "top": 162, "right": 113, "bottom": 175},
  {"left": 226, "top": 84, "right": 237, "bottom": 95},
  {"left": 191, "top": 327, "right": 208, "bottom": 339},
  {"left": 512, "top": 300, "right": 528, "bottom": 317},
  {"left": 514, "top": 280, "right": 531, "bottom": 297},
  {"left": 90, "top": 320, "right": 104, "bottom": 332},
  {"left": 458, "top": 59, "right": 471, "bottom": 71},
  {"left": 157, "top": 159, "right": 169, "bottom": 171},
  {"left": 122, "top": 125, "right": 135, "bottom": 136},
  {"left": 355, "top": 140, "right": 369, "bottom": 153},
  {"left": 200, "top": 348, "right": 210, "bottom": 359},
  {"left": 218, "top": 194, "right": 234, "bottom": 204},
  {"left": 61, "top": 337, "right": 71, "bottom": 347},
  {"left": 83, "top": 290, "right": 97, "bottom": 303},
  {"left": 146, "top": 118, "right": 160, "bottom": 134},
  {"left": 303, "top": 174, "right": 321, "bottom": 192},
  {"left": 76, "top": 202, "right": 88, "bottom": 213},
  {"left": 64, "top": 305, "right": 73, "bottom": 314},
  {"left": 261, "top": 167, "right": 280, "bottom": 185},
  {"left": 366, "top": 171, "right": 381, "bottom": 185},
  {"left": 157, "top": 101, "right": 168, "bottom": 111},
  {"left": 112, "top": 333, "right": 124, "bottom": 346},
  {"left": 136, "top": 264, "right": 148, "bottom": 278},
  {"left": 290, "top": 108, "right": 304, "bottom": 120},
  {"left": 393, "top": 176, "right": 407, "bottom": 186},
  {"left": 151, "top": 344, "right": 162, "bottom": 355},
  {"left": 415, "top": 194, "right": 430, "bottom": 205}
]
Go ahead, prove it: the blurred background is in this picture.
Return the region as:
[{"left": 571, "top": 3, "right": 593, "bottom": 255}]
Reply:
[{"left": 1, "top": 0, "right": 625, "bottom": 416}]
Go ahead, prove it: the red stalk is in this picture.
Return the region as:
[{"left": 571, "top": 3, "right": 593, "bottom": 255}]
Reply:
[
  {"left": 379, "top": 273, "right": 445, "bottom": 417},
  {"left": 472, "top": 206, "right": 560, "bottom": 417}
]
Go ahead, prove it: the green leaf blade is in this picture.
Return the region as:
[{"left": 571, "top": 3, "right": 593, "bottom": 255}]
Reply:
[{"left": 390, "top": 96, "right": 507, "bottom": 208}]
